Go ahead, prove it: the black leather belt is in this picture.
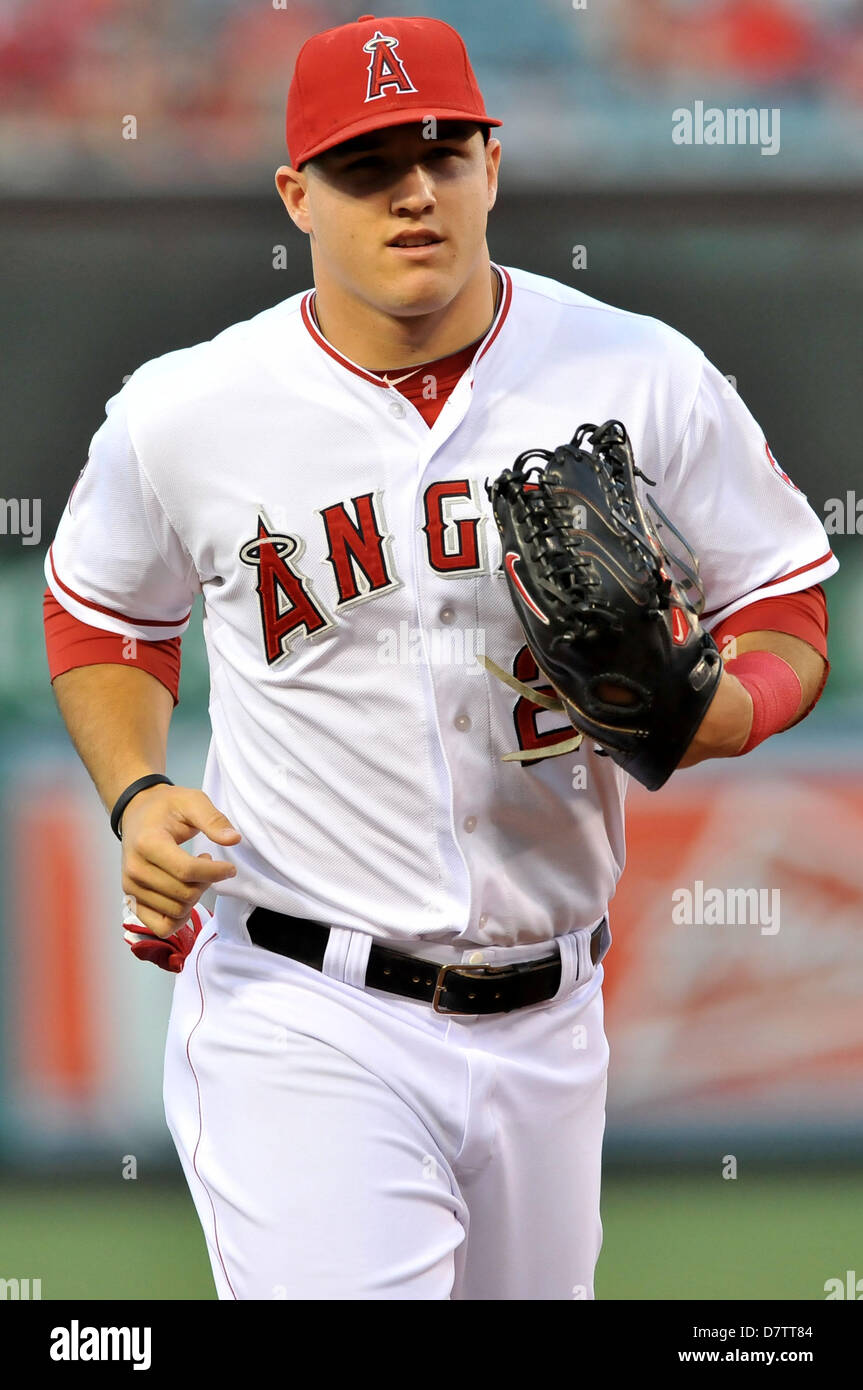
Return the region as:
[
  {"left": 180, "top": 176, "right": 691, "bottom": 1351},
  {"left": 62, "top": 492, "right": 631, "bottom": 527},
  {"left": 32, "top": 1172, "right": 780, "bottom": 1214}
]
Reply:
[{"left": 246, "top": 908, "right": 605, "bottom": 1016}]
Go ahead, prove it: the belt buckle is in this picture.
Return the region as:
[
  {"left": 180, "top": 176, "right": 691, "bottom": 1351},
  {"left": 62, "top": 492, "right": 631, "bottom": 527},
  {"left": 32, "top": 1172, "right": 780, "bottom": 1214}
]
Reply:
[{"left": 432, "top": 962, "right": 504, "bottom": 1016}]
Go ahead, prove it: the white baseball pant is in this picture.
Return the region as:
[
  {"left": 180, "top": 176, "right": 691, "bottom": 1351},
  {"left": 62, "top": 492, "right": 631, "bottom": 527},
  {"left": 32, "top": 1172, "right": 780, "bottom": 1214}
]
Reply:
[{"left": 163, "top": 903, "right": 611, "bottom": 1300}]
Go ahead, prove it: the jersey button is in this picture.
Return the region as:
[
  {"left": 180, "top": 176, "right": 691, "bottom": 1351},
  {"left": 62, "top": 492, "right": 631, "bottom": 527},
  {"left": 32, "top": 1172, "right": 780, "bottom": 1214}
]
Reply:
[
  {"left": 463, "top": 815, "right": 478, "bottom": 833},
  {"left": 454, "top": 714, "right": 471, "bottom": 732},
  {"left": 439, "top": 607, "right": 455, "bottom": 625},
  {"left": 478, "top": 913, "right": 489, "bottom": 929},
  {"left": 467, "top": 950, "right": 485, "bottom": 965},
  {"left": 388, "top": 400, "right": 407, "bottom": 419}
]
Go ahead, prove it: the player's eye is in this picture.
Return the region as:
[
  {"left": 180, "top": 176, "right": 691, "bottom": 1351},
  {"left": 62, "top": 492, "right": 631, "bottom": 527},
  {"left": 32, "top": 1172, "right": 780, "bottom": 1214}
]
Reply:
[{"left": 341, "top": 145, "right": 462, "bottom": 176}]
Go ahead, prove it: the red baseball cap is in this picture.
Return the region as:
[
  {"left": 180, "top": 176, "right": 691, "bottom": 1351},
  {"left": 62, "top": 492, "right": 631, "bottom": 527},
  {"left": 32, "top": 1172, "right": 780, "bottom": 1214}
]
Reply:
[{"left": 286, "top": 13, "right": 502, "bottom": 168}]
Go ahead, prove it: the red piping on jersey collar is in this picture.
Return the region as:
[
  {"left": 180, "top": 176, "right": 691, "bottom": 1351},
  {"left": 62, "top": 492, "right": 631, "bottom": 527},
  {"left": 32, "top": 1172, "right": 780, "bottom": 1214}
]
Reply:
[{"left": 300, "top": 265, "right": 513, "bottom": 389}]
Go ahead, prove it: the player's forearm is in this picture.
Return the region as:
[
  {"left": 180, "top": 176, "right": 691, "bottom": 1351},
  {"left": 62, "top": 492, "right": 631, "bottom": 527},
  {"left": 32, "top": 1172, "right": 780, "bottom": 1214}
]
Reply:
[
  {"left": 51, "top": 663, "right": 174, "bottom": 813},
  {"left": 678, "top": 630, "right": 827, "bottom": 768}
]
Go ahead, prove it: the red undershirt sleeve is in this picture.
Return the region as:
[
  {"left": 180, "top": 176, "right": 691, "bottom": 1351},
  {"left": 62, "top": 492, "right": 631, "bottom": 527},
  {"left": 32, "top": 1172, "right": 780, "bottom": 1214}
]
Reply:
[{"left": 43, "top": 587, "right": 182, "bottom": 708}]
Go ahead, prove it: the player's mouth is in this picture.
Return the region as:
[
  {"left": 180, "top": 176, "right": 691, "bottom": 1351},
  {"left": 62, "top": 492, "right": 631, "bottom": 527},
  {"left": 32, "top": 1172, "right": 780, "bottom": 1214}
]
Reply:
[{"left": 386, "top": 230, "right": 445, "bottom": 258}]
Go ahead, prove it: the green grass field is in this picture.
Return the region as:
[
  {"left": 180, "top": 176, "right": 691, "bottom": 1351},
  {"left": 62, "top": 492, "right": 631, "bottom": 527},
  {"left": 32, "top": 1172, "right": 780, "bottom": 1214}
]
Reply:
[{"left": 1, "top": 1173, "right": 859, "bottom": 1300}]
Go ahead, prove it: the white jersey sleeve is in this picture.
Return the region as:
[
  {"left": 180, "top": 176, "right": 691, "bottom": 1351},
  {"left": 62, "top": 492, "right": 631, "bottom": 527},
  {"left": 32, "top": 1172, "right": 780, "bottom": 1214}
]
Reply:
[
  {"left": 654, "top": 355, "right": 837, "bottom": 630},
  {"left": 45, "top": 380, "right": 200, "bottom": 640}
]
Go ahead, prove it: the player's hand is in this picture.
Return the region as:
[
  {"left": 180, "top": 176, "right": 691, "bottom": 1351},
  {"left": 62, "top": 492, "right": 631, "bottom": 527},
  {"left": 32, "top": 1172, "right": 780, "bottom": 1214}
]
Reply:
[
  {"left": 123, "top": 900, "right": 212, "bottom": 973},
  {"left": 119, "top": 785, "right": 241, "bottom": 939}
]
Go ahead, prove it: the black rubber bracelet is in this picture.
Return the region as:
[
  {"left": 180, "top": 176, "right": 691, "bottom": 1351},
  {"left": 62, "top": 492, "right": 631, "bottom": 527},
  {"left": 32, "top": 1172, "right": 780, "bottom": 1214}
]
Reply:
[{"left": 110, "top": 774, "right": 174, "bottom": 841}]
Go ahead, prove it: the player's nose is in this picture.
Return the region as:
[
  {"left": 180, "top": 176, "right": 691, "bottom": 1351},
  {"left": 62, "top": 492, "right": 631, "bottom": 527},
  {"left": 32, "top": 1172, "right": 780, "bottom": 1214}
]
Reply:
[{"left": 390, "top": 162, "right": 437, "bottom": 216}]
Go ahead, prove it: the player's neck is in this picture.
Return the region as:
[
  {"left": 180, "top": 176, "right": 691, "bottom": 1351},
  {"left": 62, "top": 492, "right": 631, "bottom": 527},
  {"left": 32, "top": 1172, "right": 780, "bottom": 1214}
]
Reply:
[{"left": 309, "top": 260, "right": 499, "bottom": 371}]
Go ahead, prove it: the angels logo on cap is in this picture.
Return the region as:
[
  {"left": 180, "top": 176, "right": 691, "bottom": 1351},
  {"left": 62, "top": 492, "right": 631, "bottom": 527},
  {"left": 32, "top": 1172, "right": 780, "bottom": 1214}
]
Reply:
[{"left": 363, "top": 29, "right": 418, "bottom": 103}]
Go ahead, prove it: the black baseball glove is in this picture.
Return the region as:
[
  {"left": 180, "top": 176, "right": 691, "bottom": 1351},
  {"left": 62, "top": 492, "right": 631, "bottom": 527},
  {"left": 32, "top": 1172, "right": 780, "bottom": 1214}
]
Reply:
[{"left": 485, "top": 420, "right": 723, "bottom": 790}]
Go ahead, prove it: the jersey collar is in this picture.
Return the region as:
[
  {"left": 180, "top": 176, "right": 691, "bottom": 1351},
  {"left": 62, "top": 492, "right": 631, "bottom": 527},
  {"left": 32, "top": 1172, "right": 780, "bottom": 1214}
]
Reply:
[{"left": 300, "top": 264, "right": 513, "bottom": 389}]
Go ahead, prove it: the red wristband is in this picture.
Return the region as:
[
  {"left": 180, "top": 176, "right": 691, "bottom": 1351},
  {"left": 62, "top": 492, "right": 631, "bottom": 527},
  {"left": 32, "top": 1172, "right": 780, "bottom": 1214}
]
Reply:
[{"left": 725, "top": 651, "right": 802, "bottom": 755}]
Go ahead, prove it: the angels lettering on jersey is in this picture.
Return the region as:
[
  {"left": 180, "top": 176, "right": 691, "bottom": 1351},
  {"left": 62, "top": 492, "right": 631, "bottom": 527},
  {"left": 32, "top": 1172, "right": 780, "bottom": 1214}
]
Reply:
[
  {"left": 239, "top": 480, "right": 489, "bottom": 663},
  {"left": 238, "top": 482, "right": 572, "bottom": 765}
]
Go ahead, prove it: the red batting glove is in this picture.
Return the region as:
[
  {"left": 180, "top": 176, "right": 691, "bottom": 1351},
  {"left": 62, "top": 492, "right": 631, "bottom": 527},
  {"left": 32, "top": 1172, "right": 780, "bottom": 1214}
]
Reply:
[{"left": 122, "top": 900, "right": 212, "bottom": 973}]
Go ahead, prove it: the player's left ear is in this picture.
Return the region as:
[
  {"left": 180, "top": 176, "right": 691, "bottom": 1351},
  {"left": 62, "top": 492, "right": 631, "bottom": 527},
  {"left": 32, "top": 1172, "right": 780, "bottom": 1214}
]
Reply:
[{"left": 485, "top": 137, "right": 501, "bottom": 211}]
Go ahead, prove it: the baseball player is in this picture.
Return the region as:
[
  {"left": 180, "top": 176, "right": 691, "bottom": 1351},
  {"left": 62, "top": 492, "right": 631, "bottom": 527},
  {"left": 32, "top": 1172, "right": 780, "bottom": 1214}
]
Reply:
[{"left": 43, "top": 14, "right": 836, "bottom": 1300}]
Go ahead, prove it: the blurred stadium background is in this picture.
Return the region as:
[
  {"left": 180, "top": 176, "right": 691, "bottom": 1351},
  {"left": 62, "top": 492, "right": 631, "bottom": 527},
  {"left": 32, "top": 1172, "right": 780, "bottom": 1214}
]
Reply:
[{"left": 1, "top": 0, "right": 861, "bottom": 1300}]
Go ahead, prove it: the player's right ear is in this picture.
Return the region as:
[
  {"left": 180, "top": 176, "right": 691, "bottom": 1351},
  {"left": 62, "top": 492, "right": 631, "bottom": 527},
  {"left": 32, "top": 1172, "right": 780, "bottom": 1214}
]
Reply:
[{"left": 275, "top": 166, "right": 312, "bottom": 235}]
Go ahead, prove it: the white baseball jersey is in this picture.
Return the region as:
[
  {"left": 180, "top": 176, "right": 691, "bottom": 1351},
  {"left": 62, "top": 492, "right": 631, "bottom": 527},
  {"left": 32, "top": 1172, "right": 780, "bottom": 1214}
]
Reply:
[{"left": 46, "top": 264, "right": 838, "bottom": 947}]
